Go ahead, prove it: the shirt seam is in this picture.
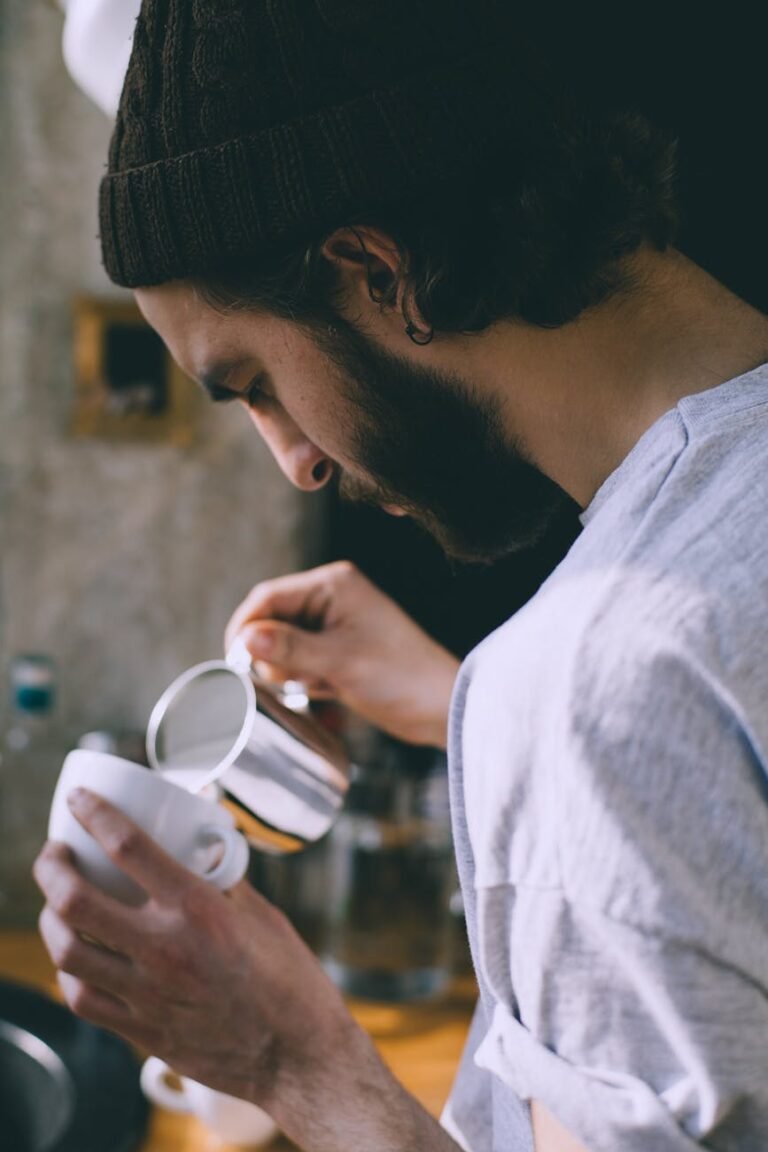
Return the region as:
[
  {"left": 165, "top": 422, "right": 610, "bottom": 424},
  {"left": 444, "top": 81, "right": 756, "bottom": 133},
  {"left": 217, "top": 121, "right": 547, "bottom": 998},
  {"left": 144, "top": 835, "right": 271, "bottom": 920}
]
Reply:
[
  {"left": 581, "top": 408, "right": 688, "bottom": 527},
  {"left": 679, "top": 391, "right": 768, "bottom": 437}
]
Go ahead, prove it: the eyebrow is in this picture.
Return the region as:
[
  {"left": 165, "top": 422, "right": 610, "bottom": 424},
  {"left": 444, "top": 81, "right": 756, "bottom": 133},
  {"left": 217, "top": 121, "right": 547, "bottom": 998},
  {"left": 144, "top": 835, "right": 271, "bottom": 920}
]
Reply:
[{"left": 197, "top": 358, "right": 249, "bottom": 403}]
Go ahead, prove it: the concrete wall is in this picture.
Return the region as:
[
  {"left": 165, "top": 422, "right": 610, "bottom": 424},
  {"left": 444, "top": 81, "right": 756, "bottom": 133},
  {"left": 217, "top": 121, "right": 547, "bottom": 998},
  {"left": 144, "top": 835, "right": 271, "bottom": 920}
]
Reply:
[{"left": 0, "top": 1, "right": 323, "bottom": 919}]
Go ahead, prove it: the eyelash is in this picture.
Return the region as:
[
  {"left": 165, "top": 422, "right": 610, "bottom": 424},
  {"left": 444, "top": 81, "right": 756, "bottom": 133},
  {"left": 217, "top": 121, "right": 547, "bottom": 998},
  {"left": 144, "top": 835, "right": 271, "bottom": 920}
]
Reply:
[
  {"left": 206, "top": 384, "right": 237, "bottom": 404},
  {"left": 205, "top": 376, "right": 270, "bottom": 408}
]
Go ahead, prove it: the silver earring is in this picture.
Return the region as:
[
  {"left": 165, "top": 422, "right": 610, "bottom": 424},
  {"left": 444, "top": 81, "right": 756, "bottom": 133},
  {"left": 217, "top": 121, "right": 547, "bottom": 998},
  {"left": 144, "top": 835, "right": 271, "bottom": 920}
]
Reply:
[{"left": 405, "top": 321, "right": 434, "bottom": 346}]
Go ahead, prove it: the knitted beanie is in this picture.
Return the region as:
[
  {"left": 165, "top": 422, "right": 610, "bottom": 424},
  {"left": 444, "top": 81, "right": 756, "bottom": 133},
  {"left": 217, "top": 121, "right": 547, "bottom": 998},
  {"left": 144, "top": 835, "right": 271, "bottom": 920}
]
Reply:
[{"left": 99, "top": 0, "right": 553, "bottom": 288}]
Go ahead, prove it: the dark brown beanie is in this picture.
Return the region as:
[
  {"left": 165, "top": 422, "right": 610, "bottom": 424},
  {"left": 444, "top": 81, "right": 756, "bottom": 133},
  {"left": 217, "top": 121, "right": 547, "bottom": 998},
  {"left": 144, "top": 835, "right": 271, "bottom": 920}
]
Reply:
[{"left": 99, "top": 0, "right": 552, "bottom": 288}]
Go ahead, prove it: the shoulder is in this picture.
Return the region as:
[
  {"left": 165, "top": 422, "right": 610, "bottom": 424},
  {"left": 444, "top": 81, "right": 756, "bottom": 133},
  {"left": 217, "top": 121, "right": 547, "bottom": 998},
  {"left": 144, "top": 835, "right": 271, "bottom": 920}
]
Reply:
[
  {"left": 557, "top": 585, "right": 768, "bottom": 948},
  {"left": 459, "top": 563, "right": 768, "bottom": 942}
]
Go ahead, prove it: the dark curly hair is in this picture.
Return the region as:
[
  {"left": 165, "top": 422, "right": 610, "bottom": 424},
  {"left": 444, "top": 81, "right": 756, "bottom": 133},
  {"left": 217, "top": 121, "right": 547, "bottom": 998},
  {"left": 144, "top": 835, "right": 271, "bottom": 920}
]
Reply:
[{"left": 199, "top": 106, "right": 678, "bottom": 336}]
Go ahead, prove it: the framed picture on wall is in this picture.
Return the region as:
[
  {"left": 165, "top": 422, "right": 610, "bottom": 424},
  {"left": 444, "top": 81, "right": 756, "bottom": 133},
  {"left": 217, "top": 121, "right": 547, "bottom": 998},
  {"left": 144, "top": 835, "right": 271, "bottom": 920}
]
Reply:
[{"left": 71, "top": 296, "right": 197, "bottom": 444}]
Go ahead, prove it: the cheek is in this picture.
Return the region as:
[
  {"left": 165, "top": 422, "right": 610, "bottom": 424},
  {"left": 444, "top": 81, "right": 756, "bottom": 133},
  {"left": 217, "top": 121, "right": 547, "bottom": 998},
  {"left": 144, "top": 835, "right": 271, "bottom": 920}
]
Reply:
[
  {"left": 244, "top": 400, "right": 333, "bottom": 471},
  {"left": 242, "top": 404, "right": 294, "bottom": 469},
  {"left": 257, "top": 390, "right": 359, "bottom": 470}
]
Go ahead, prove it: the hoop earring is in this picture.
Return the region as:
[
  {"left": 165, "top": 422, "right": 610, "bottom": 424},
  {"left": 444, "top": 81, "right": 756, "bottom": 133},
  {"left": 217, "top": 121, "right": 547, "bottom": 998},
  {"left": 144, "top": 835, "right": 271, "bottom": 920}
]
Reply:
[{"left": 405, "top": 322, "right": 434, "bottom": 346}]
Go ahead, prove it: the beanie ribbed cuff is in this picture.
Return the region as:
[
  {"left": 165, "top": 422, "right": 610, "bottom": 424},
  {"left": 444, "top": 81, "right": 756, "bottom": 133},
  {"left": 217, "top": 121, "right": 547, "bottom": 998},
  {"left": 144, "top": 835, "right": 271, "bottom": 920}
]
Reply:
[{"left": 99, "top": 57, "right": 524, "bottom": 288}]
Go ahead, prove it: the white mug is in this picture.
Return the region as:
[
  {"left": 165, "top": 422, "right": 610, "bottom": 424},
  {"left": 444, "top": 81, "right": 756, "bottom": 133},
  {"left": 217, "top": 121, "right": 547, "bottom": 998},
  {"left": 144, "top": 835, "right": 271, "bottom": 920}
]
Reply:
[
  {"left": 49, "top": 750, "right": 249, "bottom": 904},
  {"left": 140, "top": 1056, "right": 279, "bottom": 1148}
]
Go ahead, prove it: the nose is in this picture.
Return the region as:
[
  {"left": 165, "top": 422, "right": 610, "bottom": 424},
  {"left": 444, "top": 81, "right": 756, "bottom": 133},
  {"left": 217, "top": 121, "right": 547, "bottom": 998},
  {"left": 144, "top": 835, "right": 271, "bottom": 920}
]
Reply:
[{"left": 247, "top": 407, "right": 332, "bottom": 492}]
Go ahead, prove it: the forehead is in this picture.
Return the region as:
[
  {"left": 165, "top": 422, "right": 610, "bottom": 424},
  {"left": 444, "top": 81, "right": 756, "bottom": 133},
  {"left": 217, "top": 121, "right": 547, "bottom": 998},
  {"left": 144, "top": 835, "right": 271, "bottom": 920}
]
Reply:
[
  {"left": 133, "top": 281, "right": 353, "bottom": 462},
  {"left": 134, "top": 282, "right": 250, "bottom": 373},
  {"left": 134, "top": 281, "right": 317, "bottom": 386}
]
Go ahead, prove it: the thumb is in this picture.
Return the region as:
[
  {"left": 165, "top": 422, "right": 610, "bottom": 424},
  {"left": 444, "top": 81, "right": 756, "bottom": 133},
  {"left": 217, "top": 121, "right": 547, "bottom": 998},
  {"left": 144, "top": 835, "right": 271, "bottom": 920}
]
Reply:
[{"left": 239, "top": 621, "right": 335, "bottom": 684}]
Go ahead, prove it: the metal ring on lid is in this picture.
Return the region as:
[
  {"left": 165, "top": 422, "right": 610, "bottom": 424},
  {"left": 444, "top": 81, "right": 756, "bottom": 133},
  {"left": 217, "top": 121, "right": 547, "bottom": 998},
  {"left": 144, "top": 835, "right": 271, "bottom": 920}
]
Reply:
[{"left": 145, "top": 659, "right": 257, "bottom": 786}]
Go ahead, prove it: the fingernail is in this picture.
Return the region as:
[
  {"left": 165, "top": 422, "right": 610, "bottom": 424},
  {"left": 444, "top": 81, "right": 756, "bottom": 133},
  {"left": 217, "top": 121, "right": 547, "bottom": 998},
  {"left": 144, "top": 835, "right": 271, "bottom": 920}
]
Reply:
[{"left": 67, "top": 787, "right": 86, "bottom": 810}]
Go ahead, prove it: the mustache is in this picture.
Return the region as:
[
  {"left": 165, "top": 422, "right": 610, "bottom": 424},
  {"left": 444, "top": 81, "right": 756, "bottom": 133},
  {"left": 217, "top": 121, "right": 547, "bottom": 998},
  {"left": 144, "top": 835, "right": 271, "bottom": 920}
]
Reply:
[
  {"left": 333, "top": 467, "right": 494, "bottom": 566},
  {"left": 334, "top": 468, "right": 411, "bottom": 515}
]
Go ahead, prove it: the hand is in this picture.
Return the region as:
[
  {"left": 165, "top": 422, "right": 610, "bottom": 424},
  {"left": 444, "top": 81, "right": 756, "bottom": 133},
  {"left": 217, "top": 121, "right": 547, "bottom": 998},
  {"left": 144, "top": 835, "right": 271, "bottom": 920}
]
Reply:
[
  {"left": 225, "top": 562, "right": 460, "bottom": 749},
  {"left": 34, "top": 791, "right": 347, "bottom": 1099},
  {"left": 34, "top": 791, "right": 462, "bottom": 1152}
]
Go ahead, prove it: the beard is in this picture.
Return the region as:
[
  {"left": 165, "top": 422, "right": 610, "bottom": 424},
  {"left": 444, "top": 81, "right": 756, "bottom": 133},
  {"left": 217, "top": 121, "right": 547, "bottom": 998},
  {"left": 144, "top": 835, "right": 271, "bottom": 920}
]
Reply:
[{"left": 310, "top": 315, "right": 568, "bottom": 564}]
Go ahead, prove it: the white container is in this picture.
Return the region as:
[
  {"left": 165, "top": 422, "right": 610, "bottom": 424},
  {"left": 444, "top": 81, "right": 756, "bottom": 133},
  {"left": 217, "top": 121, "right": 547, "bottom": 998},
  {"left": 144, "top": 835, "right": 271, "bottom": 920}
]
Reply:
[
  {"left": 58, "top": 0, "right": 140, "bottom": 117},
  {"left": 141, "top": 1057, "right": 279, "bottom": 1149},
  {"left": 49, "top": 750, "right": 249, "bottom": 904}
]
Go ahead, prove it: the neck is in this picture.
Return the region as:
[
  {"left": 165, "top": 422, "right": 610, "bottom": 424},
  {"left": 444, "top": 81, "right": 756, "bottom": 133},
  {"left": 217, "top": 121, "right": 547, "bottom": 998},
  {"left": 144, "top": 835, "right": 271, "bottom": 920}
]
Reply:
[{"left": 443, "top": 249, "right": 768, "bottom": 508}]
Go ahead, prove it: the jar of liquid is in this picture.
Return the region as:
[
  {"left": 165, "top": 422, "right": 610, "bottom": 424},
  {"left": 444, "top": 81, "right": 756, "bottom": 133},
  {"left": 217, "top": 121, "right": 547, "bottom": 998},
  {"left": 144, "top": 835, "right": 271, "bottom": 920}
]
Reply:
[{"left": 317, "top": 743, "right": 456, "bottom": 1002}]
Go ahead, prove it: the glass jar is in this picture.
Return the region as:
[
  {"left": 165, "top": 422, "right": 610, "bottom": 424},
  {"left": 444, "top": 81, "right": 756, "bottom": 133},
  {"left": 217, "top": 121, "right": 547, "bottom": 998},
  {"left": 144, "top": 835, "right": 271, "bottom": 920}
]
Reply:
[{"left": 317, "top": 744, "right": 456, "bottom": 1001}]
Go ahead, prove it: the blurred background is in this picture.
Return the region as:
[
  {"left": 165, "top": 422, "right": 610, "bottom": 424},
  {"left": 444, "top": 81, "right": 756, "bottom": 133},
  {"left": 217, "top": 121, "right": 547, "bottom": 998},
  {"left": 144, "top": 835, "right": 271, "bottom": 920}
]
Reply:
[
  {"left": 0, "top": 0, "right": 326, "bottom": 926},
  {"left": 0, "top": 1, "right": 577, "bottom": 968},
  {"left": 0, "top": 1, "right": 765, "bottom": 1000}
]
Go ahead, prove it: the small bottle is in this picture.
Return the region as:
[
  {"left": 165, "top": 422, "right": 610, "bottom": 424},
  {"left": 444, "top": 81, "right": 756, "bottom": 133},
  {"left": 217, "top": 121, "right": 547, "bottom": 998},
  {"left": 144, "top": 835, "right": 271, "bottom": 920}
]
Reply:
[{"left": 0, "top": 655, "right": 60, "bottom": 925}]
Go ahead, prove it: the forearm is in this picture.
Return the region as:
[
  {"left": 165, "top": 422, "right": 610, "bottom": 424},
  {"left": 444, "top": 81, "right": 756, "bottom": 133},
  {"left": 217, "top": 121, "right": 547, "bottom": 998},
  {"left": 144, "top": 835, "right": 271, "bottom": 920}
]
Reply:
[{"left": 263, "top": 1013, "right": 464, "bottom": 1152}]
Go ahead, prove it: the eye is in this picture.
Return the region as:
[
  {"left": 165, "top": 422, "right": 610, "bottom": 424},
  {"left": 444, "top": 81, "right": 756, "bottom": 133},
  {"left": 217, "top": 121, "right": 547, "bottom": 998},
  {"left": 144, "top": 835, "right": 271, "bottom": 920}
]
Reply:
[
  {"left": 244, "top": 374, "right": 270, "bottom": 409},
  {"left": 206, "top": 383, "right": 239, "bottom": 404}
]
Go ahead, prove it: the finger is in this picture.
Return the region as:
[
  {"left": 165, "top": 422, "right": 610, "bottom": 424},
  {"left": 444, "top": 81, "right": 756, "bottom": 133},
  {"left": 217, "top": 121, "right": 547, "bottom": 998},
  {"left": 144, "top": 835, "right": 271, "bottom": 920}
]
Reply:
[
  {"left": 253, "top": 662, "right": 335, "bottom": 697},
  {"left": 56, "top": 972, "right": 163, "bottom": 1051},
  {"left": 239, "top": 621, "right": 336, "bottom": 684},
  {"left": 34, "top": 842, "right": 137, "bottom": 954},
  {"left": 57, "top": 971, "right": 132, "bottom": 1029},
  {"left": 224, "top": 563, "right": 350, "bottom": 651},
  {"left": 39, "top": 905, "right": 135, "bottom": 998},
  {"left": 65, "top": 790, "right": 194, "bottom": 904}
]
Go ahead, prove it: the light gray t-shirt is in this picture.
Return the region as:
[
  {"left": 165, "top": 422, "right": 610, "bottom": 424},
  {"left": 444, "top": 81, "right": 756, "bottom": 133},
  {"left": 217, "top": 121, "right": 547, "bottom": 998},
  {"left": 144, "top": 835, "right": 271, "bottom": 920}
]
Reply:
[{"left": 442, "top": 362, "right": 768, "bottom": 1151}]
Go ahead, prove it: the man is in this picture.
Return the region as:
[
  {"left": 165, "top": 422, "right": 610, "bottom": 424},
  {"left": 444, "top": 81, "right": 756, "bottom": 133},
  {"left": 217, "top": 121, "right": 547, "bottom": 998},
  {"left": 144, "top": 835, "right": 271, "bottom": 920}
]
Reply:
[{"left": 34, "top": 2, "right": 768, "bottom": 1149}]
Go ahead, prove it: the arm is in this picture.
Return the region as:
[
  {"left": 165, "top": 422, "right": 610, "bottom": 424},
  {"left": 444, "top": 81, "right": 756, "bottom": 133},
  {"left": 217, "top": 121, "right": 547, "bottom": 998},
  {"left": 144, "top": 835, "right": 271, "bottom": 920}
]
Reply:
[
  {"left": 34, "top": 791, "right": 463, "bottom": 1152},
  {"left": 225, "top": 561, "right": 459, "bottom": 749}
]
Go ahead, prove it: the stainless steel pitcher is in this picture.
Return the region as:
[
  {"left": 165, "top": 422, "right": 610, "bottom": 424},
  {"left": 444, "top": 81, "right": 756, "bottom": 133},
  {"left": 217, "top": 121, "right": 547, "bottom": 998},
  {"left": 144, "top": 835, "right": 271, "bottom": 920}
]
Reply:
[{"left": 145, "top": 646, "right": 350, "bottom": 854}]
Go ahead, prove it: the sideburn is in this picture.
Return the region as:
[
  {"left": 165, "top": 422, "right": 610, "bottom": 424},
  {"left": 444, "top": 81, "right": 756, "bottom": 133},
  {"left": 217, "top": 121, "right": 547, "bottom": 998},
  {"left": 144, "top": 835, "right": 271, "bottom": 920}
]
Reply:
[{"left": 310, "top": 316, "right": 568, "bottom": 563}]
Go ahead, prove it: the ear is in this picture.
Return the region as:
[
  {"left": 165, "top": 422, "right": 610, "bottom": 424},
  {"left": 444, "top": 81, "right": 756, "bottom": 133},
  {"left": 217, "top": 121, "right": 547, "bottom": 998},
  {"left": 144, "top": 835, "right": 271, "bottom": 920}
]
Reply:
[{"left": 320, "top": 225, "right": 404, "bottom": 312}]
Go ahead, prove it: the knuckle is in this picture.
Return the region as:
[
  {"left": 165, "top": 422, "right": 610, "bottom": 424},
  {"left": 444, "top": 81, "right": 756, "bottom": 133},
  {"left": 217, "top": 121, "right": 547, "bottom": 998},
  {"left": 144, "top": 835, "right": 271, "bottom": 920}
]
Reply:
[
  {"left": 38, "top": 906, "right": 57, "bottom": 952},
  {"left": 247, "top": 578, "right": 276, "bottom": 609},
  {"left": 53, "top": 880, "right": 88, "bottom": 923},
  {"left": 33, "top": 843, "right": 61, "bottom": 883},
  {"left": 31, "top": 854, "right": 46, "bottom": 888},
  {"left": 52, "top": 928, "right": 80, "bottom": 971},
  {"left": 333, "top": 559, "right": 358, "bottom": 583},
  {"left": 58, "top": 973, "right": 84, "bottom": 1014},
  {"left": 68, "top": 981, "right": 92, "bottom": 1017},
  {"left": 108, "top": 824, "right": 143, "bottom": 864}
]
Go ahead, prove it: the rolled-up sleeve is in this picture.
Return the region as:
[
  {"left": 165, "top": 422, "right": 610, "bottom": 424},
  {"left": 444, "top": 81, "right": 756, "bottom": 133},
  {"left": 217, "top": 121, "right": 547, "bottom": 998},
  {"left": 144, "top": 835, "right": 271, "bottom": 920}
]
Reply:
[{"left": 472, "top": 883, "right": 768, "bottom": 1151}]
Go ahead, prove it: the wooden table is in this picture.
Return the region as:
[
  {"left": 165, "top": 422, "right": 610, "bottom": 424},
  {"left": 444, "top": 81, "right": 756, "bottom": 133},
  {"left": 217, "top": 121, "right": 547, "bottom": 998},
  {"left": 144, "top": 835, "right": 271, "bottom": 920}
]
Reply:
[{"left": 0, "top": 931, "right": 476, "bottom": 1151}]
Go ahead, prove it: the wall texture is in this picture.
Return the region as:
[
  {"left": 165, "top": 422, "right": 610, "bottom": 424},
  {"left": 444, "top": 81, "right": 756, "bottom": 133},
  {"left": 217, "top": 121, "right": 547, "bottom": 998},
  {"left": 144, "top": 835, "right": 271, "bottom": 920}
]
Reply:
[{"left": 0, "top": 1, "right": 323, "bottom": 919}]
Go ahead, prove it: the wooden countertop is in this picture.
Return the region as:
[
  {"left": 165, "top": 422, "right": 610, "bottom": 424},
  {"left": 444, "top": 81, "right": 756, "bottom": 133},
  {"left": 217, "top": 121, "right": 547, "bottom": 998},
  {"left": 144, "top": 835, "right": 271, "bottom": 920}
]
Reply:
[{"left": 0, "top": 931, "right": 476, "bottom": 1151}]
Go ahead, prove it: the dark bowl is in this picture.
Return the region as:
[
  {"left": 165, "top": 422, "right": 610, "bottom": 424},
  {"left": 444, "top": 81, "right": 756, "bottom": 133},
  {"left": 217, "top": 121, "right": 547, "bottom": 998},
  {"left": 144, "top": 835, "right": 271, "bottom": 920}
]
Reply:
[{"left": 0, "top": 979, "right": 149, "bottom": 1152}]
